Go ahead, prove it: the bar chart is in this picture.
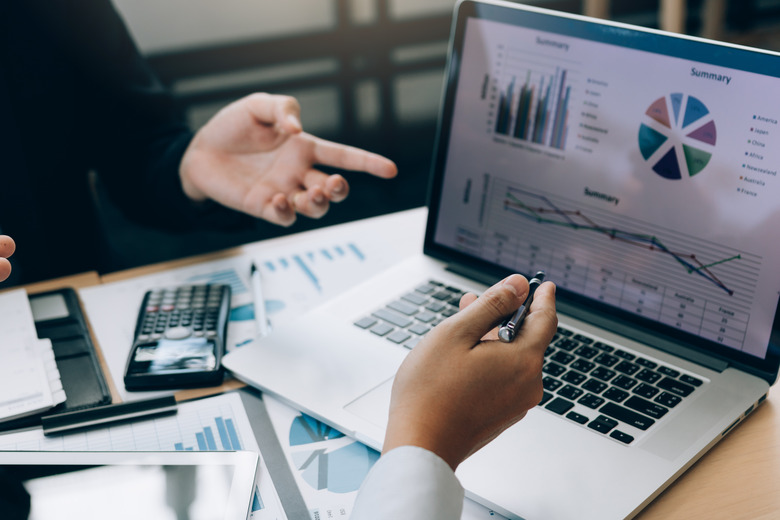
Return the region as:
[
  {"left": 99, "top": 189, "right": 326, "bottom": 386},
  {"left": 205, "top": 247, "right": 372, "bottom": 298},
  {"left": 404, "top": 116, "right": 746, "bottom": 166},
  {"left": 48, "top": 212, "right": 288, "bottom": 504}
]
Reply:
[{"left": 492, "top": 51, "right": 577, "bottom": 150}]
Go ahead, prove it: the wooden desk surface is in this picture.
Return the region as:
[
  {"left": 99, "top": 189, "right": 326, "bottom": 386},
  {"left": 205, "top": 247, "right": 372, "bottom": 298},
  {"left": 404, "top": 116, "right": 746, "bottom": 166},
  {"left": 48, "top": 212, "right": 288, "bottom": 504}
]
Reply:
[{"left": 639, "top": 383, "right": 780, "bottom": 519}]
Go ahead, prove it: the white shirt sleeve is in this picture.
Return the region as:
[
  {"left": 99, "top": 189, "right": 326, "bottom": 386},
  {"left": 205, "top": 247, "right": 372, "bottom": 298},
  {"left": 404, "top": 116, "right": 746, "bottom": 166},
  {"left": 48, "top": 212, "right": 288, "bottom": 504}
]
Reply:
[{"left": 351, "top": 445, "right": 464, "bottom": 520}]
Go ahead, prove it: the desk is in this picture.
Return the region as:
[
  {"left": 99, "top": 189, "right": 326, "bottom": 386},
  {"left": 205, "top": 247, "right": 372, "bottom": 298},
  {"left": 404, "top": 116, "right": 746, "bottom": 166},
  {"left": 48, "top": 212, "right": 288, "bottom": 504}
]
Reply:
[{"left": 8, "top": 209, "right": 778, "bottom": 518}]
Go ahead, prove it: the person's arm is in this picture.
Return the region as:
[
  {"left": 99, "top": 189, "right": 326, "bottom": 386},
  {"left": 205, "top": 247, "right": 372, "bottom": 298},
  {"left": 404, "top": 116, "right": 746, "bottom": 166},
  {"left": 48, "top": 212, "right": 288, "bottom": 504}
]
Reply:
[
  {"left": 351, "top": 274, "right": 557, "bottom": 518},
  {"left": 0, "top": 236, "right": 15, "bottom": 283}
]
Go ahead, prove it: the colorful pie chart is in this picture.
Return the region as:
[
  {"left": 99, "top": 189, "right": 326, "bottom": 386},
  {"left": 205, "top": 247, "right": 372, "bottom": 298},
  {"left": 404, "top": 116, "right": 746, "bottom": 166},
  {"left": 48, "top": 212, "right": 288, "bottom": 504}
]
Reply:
[{"left": 638, "top": 93, "right": 716, "bottom": 179}]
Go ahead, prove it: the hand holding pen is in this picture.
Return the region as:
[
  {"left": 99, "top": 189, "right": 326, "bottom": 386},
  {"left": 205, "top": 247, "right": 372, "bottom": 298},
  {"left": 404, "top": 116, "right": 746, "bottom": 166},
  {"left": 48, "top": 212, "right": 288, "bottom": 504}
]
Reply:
[{"left": 498, "top": 271, "right": 546, "bottom": 343}]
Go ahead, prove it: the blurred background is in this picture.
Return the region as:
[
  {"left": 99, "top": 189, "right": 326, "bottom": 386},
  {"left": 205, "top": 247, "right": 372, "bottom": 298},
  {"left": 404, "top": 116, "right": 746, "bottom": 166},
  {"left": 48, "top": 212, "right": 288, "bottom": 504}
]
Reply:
[{"left": 103, "top": 0, "right": 780, "bottom": 271}]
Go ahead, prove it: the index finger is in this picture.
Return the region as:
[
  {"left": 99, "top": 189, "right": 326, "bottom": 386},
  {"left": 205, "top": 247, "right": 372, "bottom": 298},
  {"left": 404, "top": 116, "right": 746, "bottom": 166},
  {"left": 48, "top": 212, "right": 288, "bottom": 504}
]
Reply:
[
  {"left": 312, "top": 137, "right": 398, "bottom": 179},
  {"left": 514, "top": 282, "right": 557, "bottom": 352}
]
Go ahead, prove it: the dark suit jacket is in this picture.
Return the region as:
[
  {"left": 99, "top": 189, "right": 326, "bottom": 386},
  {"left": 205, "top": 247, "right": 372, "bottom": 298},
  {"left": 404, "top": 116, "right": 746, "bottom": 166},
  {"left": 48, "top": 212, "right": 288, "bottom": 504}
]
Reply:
[{"left": 0, "top": 1, "right": 237, "bottom": 285}]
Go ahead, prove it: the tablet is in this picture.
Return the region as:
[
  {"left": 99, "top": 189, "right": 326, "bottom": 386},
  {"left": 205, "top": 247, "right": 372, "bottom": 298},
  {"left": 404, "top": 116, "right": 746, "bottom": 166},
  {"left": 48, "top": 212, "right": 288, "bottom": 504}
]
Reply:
[{"left": 0, "top": 450, "right": 259, "bottom": 520}]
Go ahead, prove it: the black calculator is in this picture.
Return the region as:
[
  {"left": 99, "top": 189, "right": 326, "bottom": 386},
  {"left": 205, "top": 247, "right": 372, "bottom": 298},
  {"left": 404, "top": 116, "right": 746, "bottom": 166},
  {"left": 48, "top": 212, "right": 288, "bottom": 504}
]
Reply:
[{"left": 123, "top": 283, "right": 231, "bottom": 391}]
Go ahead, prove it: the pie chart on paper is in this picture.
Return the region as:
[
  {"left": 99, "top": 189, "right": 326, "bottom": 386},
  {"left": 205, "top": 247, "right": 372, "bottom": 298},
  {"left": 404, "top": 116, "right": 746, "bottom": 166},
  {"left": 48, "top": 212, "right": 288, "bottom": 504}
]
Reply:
[{"left": 638, "top": 93, "right": 717, "bottom": 180}]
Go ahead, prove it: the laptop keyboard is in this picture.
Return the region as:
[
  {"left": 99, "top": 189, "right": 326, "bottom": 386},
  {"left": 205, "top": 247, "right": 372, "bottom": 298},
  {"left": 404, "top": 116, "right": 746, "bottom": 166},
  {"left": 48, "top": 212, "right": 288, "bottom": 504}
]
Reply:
[{"left": 354, "top": 279, "right": 707, "bottom": 445}]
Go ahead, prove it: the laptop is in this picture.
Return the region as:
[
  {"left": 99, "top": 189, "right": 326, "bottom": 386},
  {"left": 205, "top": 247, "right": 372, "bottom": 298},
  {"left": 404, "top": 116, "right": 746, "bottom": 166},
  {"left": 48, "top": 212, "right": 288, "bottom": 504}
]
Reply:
[{"left": 223, "top": 1, "right": 780, "bottom": 517}]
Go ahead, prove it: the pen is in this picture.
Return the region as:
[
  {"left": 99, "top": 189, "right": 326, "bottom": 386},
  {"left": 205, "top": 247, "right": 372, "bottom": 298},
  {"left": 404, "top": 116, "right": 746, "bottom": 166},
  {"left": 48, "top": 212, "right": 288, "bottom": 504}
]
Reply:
[
  {"left": 250, "top": 262, "right": 271, "bottom": 338},
  {"left": 498, "top": 271, "right": 545, "bottom": 343},
  {"left": 41, "top": 395, "right": 177, "bottom": 435}
]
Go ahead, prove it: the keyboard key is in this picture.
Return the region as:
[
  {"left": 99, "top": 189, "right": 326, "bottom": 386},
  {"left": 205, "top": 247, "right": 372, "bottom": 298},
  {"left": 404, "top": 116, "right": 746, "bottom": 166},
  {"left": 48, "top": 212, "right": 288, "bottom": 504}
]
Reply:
[
  {"left": 570, "top": 359, "right": 595, "bottom": 373},
  {"left": 635, "top": 358, "right": 658, "bottom": 369},
  {"left": 401, "top": 292, "right": 428, "bottom": 305},
  {"left": 425, "top": 301, "right": 446, "bottom": 312},
  {"left": 603, "top": 387, "right": 629, "bottom": 403},
  {"left": 403, "top": 337, "right": 422, "bottom": 349},
  {"left": 539, "top": 391, "right": 554, "bottom": 406},
  {"left": 370, "top": 323, "right": 394, "bottom": 336},
  {"left": 415, "top": 283, "right": 436, "bottom": 294},
  {"left": 632, "top": 383, "right": 660, "bottom": 399},
  {"left": 624, "top": 395, "right": 669, "bottom": 419},
  {"left": 431, "top": 290, "right": 453, "bottom": 301},
  {"left": 592, "top": 341, "right": 614, "bottom": 352},
  {"left": 612, "top": 375, "right": 637, "bottom": 390},
  {"left": 551, "top": 352, "right": 575, "bottom": 365},
  {"left": 657, "top": 377, "right": 696, "bottom": 397},
  {"left": 408, "top": 323, "right": 431, "bottom": 336},
  {"left": 543, "top": 362, "right": 566, "bottom": 377},
  {"left": 545, "top": 397, "right": 575, "bottom": 415},
  {"left": 543, "top": 377, "right": 563, "bottom": 392},
  {"left": 557, "top": 327, "right": 574, "bottom": 337},
  {"left": 415, "top": 311, "right": 437, "bottom": 323},
  {"left": 555, "top": 338, "right": 579, "bottom": 352},
  {"left": 558, "top": 385, "right": 584, "bottom": 400},
  {"left": 610, "top": 430, "right": 635, "bottom": 444},
  {"left": 599, "top": 402, "right": 656, "bottom": 430},
  {"left": 578, "top": 393, "right": 606, "bottom": 409},
  {"left": 388, "top": 300, "right": 419, "bottom": 316},
  {"left": 680, "top": 374, "right": 703, "bottom": 387},
  {"left": 387, "top": 330, "right": 412, "bottom": 344},
  {"left": 575, "top": 346, "right": 599, "bottom": 359},
  {"left": 582, "top": 379, "right": 608, "bottom": 394},
  {"left": 573, "top": 334, "right": 594, "bottom": 344},
  {"left": 654, "top": 392, "right": 682, "bottom": 408},
  {"left": 636, "top": 369, "right": 662, "bottom": 384},
  {"left": 561, "top": 371, "right": 587, "bottom": 385},
  {"left": 372, "top": 308, "right": 413, "bottom": 328},
  {"left": 587, "top": 415, "right": 618, "bottom": 434},
  {"left": 594, "top": 353, "right": 619, "bottom": 367},
  {"left": 657, "top": 366, "right": 680, "bottom": 378},
  {"left": 566, "top": 411, "right": 590, "bottom": 425},
  {"left": 591, "top": 367, "right": 616, "bottom": 381},
  {"left": 354, "top": 316, "right": 377, "bottom": 329},
  {"left": 440, "top": 307, "right": 458, "bottom": 318},
  {"left": 613, "top": 350, "right": 636, "bottom": 361},
  {"left": 615, "top": 361, "right": 640, "bottom": 376}
]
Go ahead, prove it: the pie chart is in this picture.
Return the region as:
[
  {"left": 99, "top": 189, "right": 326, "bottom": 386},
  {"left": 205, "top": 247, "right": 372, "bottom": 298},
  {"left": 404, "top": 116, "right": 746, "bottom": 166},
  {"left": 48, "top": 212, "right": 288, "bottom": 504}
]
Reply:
[{"left": 638, "top": 93, "right": 717, "bottom": 179}]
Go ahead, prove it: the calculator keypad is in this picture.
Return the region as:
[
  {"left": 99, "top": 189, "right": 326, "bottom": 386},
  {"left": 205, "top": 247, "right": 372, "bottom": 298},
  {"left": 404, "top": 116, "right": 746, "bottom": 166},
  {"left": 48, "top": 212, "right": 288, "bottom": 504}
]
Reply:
[{"left": 136, "top": 285, "right": 228, "bottom": 342}]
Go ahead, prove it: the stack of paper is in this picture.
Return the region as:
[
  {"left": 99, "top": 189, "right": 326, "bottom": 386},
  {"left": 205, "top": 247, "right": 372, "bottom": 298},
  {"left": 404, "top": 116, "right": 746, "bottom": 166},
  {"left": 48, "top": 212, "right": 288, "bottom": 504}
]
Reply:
[{"left": 0, "top": 289, "right": 66, "bottom": 423}]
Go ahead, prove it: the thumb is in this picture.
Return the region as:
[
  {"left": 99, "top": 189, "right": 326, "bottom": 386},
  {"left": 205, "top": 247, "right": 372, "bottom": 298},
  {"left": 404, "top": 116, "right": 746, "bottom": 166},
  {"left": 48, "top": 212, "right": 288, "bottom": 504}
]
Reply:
[{"left": 440, "top": 274, "right": 529, "bottom": 346}]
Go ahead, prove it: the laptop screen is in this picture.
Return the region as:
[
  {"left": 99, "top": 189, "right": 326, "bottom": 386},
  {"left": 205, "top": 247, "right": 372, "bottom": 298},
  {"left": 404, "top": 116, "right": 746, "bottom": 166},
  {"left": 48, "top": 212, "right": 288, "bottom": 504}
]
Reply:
[{"left": 425, "top": 1, "right": 780, "bottom": 374}]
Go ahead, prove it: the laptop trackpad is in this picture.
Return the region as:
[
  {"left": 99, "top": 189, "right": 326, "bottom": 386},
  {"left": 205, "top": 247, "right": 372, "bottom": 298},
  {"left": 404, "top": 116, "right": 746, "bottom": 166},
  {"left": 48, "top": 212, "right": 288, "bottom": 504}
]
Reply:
[{"left": 344, "top": 377, "right": 394, "bottom": 430}]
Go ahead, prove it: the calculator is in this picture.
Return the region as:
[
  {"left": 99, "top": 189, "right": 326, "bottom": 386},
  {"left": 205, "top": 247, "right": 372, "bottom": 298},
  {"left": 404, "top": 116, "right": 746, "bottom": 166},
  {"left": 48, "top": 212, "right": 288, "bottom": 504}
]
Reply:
[{"left": 123, "top": 283, "right": 231, "bottom": 391}]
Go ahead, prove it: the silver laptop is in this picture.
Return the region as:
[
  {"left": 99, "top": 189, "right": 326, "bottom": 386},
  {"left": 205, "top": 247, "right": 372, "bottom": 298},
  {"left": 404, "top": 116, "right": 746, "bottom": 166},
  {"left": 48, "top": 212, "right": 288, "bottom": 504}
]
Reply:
[{"left": 223, "top": 1, "right": 780, "bottom": 517}]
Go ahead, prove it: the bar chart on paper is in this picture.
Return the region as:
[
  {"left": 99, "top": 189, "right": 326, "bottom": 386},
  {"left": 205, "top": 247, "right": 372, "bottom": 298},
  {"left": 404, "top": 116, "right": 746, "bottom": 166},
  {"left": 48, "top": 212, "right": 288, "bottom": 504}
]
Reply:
[{"left": 0, "top": 393, "right": 283, "bottom": 518}]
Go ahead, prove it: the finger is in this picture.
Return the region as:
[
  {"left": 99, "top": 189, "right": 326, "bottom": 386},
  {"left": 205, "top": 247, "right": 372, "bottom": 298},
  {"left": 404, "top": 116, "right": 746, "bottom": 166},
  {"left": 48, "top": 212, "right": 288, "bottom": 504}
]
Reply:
[
  {"left": 437, "top": 274, "right": 529, "bottom": 347},
  {"left": 312, "top": 138, "right": 397, "bottom": 179},
  {"left": 324, "top": 174, "right": 349, "bottom": 203},
  {"left": 0, "top": 258, "right": 10, "bottom": 282},
  {"left": 243, "top": 93, "right": 302, "bottom": 134},
  {"left": 0, "top": 235, "right": 15, "bottom": 259},
  {"left": 514, "top": 282, "right": 558, "bottom": 352},
  {"left": 260, "top": 193, "right": 297, "bottom": 227},
  {"left": 293, "top": 186, "right": 330, "bottom": 219},
  {"left": 459, "top": 293, "right": 478, "bottom": 310}
]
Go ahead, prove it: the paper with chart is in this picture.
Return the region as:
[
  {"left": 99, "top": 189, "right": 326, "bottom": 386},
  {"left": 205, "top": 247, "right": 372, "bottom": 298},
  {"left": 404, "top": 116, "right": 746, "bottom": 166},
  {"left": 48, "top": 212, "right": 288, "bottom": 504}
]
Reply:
[
  {"left": 0, "top": 289, "right": 65, "bottom": 422},
  {"left": 0, "top": 392, "right": 285, "bottom": 520},
  {"left": 262, "top": 395, "right": 507, "bottom": 520},
  {"left": 79, "top": 210, "right": 424, "bottom": 402}
]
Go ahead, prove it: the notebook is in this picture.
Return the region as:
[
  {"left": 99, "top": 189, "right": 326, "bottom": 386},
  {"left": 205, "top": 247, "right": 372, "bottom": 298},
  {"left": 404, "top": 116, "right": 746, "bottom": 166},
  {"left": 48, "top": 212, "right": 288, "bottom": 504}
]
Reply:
[{"left": 223, "top": 1, "right": 780, "bottom": 517}]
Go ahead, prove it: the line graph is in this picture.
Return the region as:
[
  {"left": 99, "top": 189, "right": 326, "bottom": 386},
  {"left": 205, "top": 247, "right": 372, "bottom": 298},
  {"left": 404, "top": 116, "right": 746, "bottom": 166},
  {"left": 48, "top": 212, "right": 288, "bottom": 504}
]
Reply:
[
  {"left": 469, "top": 178, "right": 760, "bottom": 349},
  {"left": 503, "top": 187, "right": 740, "bottom": 295}
]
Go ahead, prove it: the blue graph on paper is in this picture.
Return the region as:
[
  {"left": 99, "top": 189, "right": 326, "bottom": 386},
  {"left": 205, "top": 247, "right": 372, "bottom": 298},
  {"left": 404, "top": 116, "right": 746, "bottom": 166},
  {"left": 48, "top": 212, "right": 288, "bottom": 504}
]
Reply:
[
  {"left": 173, "top": 413, "right": 265, "bottom": 512},
  {"left": 262, "top": 242, "right": 367, "bottom": 293}
]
